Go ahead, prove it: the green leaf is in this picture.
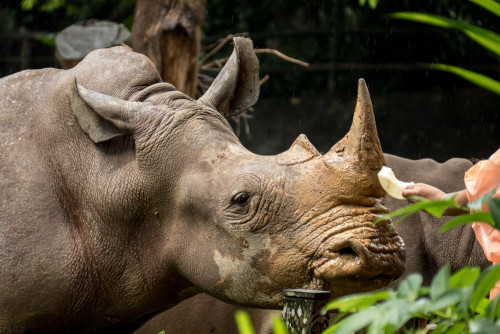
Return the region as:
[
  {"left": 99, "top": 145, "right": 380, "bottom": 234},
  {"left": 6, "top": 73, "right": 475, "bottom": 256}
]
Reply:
[
  {"left": 34, "top": 33, "right": 56, "bottom": 47},
  {"left": 446, "top": 321, "right": 468, "bottom": 334},
  {"left": 430, "top": 64, "right": 500, "bottom": 96},
  {"left": 439, "top": 211, "right": 493, "bottom": 233},
  {"left": 470, "top": 0, "right": 500, "bottom": 17},
  {"left": 471, "top": 265, "right": 500, "bottom": 312},
  {"left": 432, "top": 320, "right": 453, "bottom": 334},
  {"left": 368, "top": 300, "right": 414, "bottom": 333},
  {"left": 469, "top": 188, "right": 499, "bottom": 211},
  {"left": 485, "top": 292, "right": 500, "bottom": 320},
  {"left": 234, "top": 310, "right": 255, "bottom": 334},
  {"left": 431, "top": 264, "right": 451, "bottom": 299},
  {"left": 476, "top": 295, "right": 492, "bottom": 315},
  {"left": 40, "top": 0, "right": 65, "bottom": 12},
  {"left": 21, "top": 0, "right": 38, "bottom": 10},
  {"left": 390, "top": 12, "right": 500, "bottom": 57},
  {"left": 450, "top": 266, "right": 481, "bottom": 288},
  {"left": 323, "top": 307, "right": 380, "bottom": 334},
  {"left": 375, "top": 196, "right": 461, "bottom": 227},
  {"left": 397, "top": 273, "right": 423, "bottom": 300},
  {"left": 368, "top": 0, "right": 378, "bottom": 9},
  {"left": 424, "top": 196, "right": 461, "bottom": 217},
  {"left": 323, "top": 290, "right": 393, "bottom": 313},
  {"left": 469, "top": 318, "right": 500, "bottom": 334},
  {"left": 271, "top": 316, "right": 289, "bottom": 334},
  {"left": 358, "top": 0, "right": 367, "bottom": 5},
  {"left": 456, "top": 285, "right": 475, "bottom": 318},
  {"left": 425, "top": 289, "right": 463, "bottom": 313},
  {"left": 490, "top": 198, "right": 500, "bottom": 229}
]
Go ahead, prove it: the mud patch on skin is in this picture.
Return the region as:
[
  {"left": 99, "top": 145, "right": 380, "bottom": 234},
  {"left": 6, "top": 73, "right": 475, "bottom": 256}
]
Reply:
[
  {"left": 250, "top": 248, "right": 271, "bottom": 272},
  {"left": 213, "top": 234, "right": 276, "bottom": 304}
]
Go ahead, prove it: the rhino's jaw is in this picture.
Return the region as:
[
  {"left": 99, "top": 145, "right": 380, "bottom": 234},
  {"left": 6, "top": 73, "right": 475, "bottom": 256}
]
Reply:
[{"left": 311, "top": 226, "right": 405, "bottom": 297}]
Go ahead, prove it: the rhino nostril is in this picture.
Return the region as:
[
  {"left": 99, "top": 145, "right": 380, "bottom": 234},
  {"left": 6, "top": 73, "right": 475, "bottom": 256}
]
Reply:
[{"left": 337, "top": 246, "right": 357, "bottom": 257}]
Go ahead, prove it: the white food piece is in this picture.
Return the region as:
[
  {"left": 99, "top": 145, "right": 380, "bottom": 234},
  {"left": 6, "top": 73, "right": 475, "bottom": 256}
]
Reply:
[{"left": 377, "top": 166, "right": 414, "bottom": 200}]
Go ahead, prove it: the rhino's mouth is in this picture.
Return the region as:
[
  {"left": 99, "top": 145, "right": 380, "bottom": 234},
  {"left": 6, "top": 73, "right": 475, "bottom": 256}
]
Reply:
[{"left": 310, "top": 226, "right": 405, "bottom": 297}]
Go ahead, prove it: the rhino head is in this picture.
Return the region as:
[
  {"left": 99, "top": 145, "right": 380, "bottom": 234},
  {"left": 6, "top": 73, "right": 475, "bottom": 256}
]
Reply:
[{"left": 70, "top": 37, "right": 404, "bottom": 310}]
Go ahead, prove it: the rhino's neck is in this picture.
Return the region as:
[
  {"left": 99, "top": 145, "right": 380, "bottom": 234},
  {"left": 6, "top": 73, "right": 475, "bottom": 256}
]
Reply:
[{"left": 42, "top": 131, "right": 191, "bottom": 331}]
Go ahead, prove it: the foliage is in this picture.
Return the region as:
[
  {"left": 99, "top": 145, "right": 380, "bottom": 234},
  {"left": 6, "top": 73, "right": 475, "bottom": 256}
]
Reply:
[
  {"left": 323, "top": 190, "right": 500, "bottom": 333},
  {"left": 324, "top": 264, "right": 500, "bottom": 334},
  {"left": 235, "top": 310, "right": 256, "bottom": 334},
  {"left": 391, "top": 0, "right": 500, "bottom": 95},
  {"left": 430, "top": 64, "right": 500, "bottom": 96},
  {"left": 234, "top": 309, "right": 288, "bottom": 334},
  {"left": 358, "top": 0, "right": 379, "bottom": 10},
  {"left": 7, "top": 0, "right": 136, "bottom": 32}
]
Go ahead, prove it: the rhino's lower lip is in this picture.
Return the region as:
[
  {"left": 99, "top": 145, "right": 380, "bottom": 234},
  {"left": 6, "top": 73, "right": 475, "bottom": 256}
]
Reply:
[{"left": 313, "top": 256, "right": 395, "bottom": 296}]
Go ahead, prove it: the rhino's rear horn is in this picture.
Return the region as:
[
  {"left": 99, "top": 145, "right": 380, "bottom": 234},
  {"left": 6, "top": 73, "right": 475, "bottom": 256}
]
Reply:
[
  {"left": 325, "top": 79, "right": 385, "bottom": 170},
  {"left": 276, "top": 134, "right": 321, "bottom": 165}
]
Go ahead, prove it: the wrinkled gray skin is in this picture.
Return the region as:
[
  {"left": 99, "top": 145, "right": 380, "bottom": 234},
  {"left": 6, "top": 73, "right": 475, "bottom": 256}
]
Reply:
[
  {"left": 134, "top": 134, "right": 490, "bottom": 334},
  {"left": 0, "top": 38, "right": 405, "bottom": 333}
]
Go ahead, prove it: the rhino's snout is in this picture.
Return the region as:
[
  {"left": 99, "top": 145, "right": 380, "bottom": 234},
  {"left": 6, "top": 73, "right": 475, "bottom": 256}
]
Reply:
[{"left": 312, "top": 226, "right": 405, "bottom": 296}]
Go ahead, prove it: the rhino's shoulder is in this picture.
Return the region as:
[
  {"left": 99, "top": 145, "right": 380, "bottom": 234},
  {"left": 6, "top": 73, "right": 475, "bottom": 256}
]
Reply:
[
  {"left": 384, "top": 153, "right": 472, "bottom": 193},
  {"left": 70, "top": 46, "right": 163, "bottom": 100}
]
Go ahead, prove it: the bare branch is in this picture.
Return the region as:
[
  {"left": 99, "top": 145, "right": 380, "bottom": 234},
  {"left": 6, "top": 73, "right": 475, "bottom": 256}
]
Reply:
[
  {"left": 199, "top": 34, "right": 233, "bottom": 66},
  {"left": 259, "top": 74, "right": 270, "bottom": 86},
  {"left": 254, "top": 48, "right": 310, "bottom": 68},
  {"left": 200, "top": 56, "right": 230, "bottom": 70}
]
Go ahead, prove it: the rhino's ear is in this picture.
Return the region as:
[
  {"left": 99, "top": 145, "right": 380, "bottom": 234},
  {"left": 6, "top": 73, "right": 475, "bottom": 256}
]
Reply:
[
  {"left": 69, "top": 80, "right": 140, "bottom": 143},
  {"left": 198, "top": 37, "right": 260, "bottom": 118}
]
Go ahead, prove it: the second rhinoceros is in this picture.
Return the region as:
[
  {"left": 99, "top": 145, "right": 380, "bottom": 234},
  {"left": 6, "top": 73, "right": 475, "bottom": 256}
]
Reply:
[{"left": 0, "top": 37, "right": 404, "bottom": 332}]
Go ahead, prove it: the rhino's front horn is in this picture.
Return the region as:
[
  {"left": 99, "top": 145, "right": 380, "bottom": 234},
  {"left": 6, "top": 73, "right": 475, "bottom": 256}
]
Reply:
[{"left": 325, "top": 79, "right": 385, "bottom": 171}]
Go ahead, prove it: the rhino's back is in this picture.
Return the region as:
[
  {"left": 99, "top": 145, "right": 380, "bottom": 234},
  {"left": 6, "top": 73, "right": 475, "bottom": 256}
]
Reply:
[
  {"left": 0, "top": 68, "right": 63, "bottom": 220},
  {"left": 0, "top": 67, "right": 79, "bottom": 328},
  {"left": 384, "top": 153, "right": 472, "bottom": 193},
  {"left": 385, "top": 153, "right": 489, "bottom": 285}
]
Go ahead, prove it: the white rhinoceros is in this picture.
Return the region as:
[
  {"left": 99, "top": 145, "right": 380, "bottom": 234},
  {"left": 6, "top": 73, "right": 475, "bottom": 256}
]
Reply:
[{"left": 0, "top": 37, "right": 405, "bottom": 332}]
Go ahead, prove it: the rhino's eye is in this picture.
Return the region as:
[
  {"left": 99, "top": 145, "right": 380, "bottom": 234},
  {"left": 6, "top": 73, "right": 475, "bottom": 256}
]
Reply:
[{"left": 233, "top": 192, "right": 250, "bottom": 206}]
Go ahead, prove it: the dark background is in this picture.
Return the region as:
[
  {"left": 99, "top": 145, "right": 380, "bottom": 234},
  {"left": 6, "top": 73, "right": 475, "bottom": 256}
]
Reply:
[{"left": 1, "top": 0, "right": 498, "bottom": 161}]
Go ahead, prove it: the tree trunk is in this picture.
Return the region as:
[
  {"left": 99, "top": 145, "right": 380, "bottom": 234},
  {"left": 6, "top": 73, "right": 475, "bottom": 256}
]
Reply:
[{"left": 132, "top": 0, "right": 206, "bottom": 98}]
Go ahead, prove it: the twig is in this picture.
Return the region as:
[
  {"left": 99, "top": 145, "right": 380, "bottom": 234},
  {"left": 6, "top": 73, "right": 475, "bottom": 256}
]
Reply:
[
  {"left": 200, "top": 56, "right": 230, "bottom": 70},
  {"left": 259, "top": 74, "right": 270, "bottom": 86},
  {"left": 199, "top": 34, "right": 233, "bottom": 66},
  {"left": 254, "top": 48, "right": 309, "bottom": 68}
]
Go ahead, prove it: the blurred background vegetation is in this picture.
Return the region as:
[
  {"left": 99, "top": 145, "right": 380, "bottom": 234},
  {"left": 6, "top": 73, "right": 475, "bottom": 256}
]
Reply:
[{"left": 0, "top": 0, "right": 498, "bottom": 162}]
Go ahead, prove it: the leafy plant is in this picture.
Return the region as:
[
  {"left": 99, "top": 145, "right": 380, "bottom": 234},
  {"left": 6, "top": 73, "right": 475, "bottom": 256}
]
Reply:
[
  {"left": 234, "top": 309, "right": 289, "bottom": 334},
  {"left": 390, "top": 0, "right": 500, "bottom": 95},
  {"left": 323, "top": 264, "right": 500, "bottom": 334},
  {"left": 323, "top": 189, "right": 500, "bottom": 333},
  {"left": 358, "top": 0, "right": 379, "bottom": 10}
]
